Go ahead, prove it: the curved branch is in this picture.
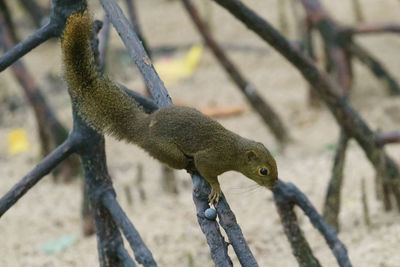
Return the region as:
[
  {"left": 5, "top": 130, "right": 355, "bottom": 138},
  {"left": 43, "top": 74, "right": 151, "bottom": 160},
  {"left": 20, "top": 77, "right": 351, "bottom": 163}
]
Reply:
[
  {"left": 0, "top": 137, "right": 78, "bottom": 217},
  {"left": 274, "top": 180, "right": 352, "bottom": 267},
  {"left": 274, "top": 187, "right": 321, "bottom": 267}
]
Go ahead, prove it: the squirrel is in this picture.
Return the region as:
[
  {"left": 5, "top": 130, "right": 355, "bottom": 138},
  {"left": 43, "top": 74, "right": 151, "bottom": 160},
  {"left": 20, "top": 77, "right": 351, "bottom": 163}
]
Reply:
[{"left": 61, "top": 12, "right": 278, "bottom": 204}]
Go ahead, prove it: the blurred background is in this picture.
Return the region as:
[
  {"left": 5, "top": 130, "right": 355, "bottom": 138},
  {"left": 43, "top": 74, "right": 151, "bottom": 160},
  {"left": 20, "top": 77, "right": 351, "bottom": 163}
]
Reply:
[{"left": 0, "top": 0, "right": 400, "bottom": 266}]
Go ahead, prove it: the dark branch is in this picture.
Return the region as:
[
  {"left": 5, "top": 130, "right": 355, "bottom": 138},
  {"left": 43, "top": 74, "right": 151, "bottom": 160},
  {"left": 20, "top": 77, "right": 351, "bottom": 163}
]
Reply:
[
  {"left": 0, "top": 23, "right": 58, "bottom": 72},
  {"left": 181, "top": 0, "right": 290, "bottom": 145},
  {"left": 124, "top": 0, "right": 152, "bottom": 58},
  {"left": 215, "top": 194, "right": 259, "bottom": 267},
  {"left": 349, "top": 41, "right": 400, "bottom": 95},
  {"left": 349, "top": 23, "right": 400, "bottom": 35},
  {"left": 274, "top": 180, "right": 352, "bottom": 267},
  {"left": 116, "top": 245, "right": 138, "bottom": 267},
  {"left": 102, "top": 191, "right": 157, "bottom": 267},
  {"left": 18, "top": 0, "right": 47, "bottom": 28},
  {"left": 211, "top": 0, "right": 400, "bottom": 208},
  {"left": 99, "top": 0, "right": 171, "bottom": 107},
  {"left": 323, "top": 130, "right": 349, "bottom": 231},
  {"left": 100, "top": 1, "right": 255, "bottom": 265},
  {"left": 0, "top": 0, "right": 87, "bottom": 72},
  {"left": 191, "top": 174, "right": 233, "bottom": 267},
  {"left": 0, "top": 137, "right": 78, "bottom": 217},
  {"left": 375, "top": 131, "right": 400, "bottom": 146},
  {"left": 274, "top": 187, "right": 321, "bottom": 267}
]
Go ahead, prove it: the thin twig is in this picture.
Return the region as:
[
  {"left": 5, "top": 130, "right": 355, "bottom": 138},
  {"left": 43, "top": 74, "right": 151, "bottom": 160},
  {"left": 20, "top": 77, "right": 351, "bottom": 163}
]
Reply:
[
  {"left": 323, "top": 130, "right": 349, "bottom": 232},
  {"left": 349, "top": 23, "right": 400, "bottom": 35}
]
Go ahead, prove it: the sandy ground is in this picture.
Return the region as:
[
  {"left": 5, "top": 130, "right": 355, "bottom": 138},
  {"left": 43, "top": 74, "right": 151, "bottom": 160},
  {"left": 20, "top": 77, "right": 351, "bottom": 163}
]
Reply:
[{"left": 1, "top": 0, "right": 400, "bottom": 266}]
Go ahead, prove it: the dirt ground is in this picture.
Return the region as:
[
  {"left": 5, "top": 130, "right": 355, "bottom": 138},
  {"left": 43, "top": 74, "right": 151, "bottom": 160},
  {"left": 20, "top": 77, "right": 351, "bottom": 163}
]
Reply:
[{"left": 1, "top": 0, "right": 400, "bottom": 266}]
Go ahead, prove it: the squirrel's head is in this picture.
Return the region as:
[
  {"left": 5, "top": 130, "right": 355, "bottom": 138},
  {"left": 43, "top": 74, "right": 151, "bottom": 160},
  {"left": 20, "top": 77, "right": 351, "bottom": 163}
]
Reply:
[{"left": 240, "top": 142, "right": 278, "bottom": 189}]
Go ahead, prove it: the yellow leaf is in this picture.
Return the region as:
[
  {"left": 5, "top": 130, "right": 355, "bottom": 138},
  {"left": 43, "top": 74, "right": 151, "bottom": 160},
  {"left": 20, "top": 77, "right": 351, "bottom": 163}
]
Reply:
[
  {"left": 154, "top": 45, "right": 203, "bottom": 86},
  {"left": 8, "top": 129, "right": 30, "bottom": 155}
]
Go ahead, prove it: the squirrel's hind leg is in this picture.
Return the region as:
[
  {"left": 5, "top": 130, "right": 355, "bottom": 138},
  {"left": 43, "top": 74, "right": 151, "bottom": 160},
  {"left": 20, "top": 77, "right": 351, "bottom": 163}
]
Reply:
[{"left": 147, "top": 140, "right": 188, "bottom": 170}]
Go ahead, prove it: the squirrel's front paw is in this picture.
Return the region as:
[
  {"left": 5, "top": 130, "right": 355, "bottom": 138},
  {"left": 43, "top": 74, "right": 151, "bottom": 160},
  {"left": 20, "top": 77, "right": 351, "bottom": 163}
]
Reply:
[{"left": 208, "top": 183, "right": 222, "bottom": 205}]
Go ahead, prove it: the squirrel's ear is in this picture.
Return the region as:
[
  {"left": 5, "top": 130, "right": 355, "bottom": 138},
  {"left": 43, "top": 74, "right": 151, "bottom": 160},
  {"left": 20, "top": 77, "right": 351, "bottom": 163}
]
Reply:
[{"left": 246, "top": 150, "right": 258, "bottom": 162}]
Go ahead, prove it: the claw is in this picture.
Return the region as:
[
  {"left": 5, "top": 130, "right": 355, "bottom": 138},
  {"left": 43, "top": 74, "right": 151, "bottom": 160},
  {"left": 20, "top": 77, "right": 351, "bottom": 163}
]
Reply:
[{"left": 208, "top": 183, "right": 222, "bottom": 205}]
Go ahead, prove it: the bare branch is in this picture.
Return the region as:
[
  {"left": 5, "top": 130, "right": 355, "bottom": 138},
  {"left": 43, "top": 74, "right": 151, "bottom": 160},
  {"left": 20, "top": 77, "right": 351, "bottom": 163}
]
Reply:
[
  {"left": 0, "top": 23, "right": 57, "bottom": 72},
  {"left": 0, "top": 137, "right": 78, "bottom": 217},
  {"left": 18, "top": 0, "right": 47, "bottom": 28},
  {"left": 99, "top": 1, "right": 256, "bottom": 264},
  {"left": 215, "top": 194, "right": 259, "bottom": 267},
  {"left": 191, "top": 174, "right": 233, "bottom": 267},
  {"left": 274, "top": 180, "right": 352, "bottom": 267},
  {"left": 274, "top": 188, "right": 321, "bottom": 267},
  {"left": 211, "top": 0, "right": 400, "bottom": 209},
  {"left": 0, "top": 0, "right": 87, "bottom": 72},
  {"left": 117, "top": 245, "right": 138, "bottom": 267},
  {"left": 102, "top": 191, "right": 157, "bottom": 267},
  {"left": 349, "top": 41, "right": 400, "bottom": 95},
  {"left": 375, "top": 131, "right": 400, "bottom": 146},
  {"left": 124, "top": 0, "right": 152, "bottom": 58},
  {"left": 181, "top": 0, "right": 290, "bottom": 145},
  {"left": 349, "top": 23, "right": 400, "bottom": 35},
  {"left": 323, "top": 131, "right": 349, "bottom": 231},
  {"left": 99, "top": 0, "right": 171, "bottom": 107}
]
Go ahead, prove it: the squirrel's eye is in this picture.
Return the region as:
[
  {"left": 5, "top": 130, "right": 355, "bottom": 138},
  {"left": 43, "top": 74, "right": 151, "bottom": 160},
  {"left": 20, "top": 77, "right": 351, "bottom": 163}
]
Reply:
[{"left": 258, "top": 167, "right": 269, "bottom": 176}]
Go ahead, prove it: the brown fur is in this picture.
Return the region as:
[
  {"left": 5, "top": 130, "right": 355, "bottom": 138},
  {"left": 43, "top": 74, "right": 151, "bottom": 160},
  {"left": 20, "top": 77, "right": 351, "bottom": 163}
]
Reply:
[{"left": 62, "top": 12, "right": 278, "bottom": 203}]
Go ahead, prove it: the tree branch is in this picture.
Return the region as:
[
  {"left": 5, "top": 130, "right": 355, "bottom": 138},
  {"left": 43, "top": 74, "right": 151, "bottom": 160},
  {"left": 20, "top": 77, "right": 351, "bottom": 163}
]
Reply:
[
  {"left": 0, "top": 137, "right": 78, "bottom": 217},
  {"left": 211, "top": 0, "right": 400, "bottom": 210},
  {"left": 323, "top": 130, "right": 349, "bottom": 231},
  {"left": 117, "top": 245, "right": 138, "bottom": 267},
  {"left": 274, "top": 187, "right": 321, "bottom": 267},
  {"left": 349, "top": 41, "right": 400, "bottom": 95},
  {"left": 102, "top": 191, "right": 157, "bottom": 267},
  {"left": 191, "top": 174, "right": 233, "bottom": 267},
  {"left": 99, "top": 0, "right": 171, "bottom": 107},
  {"left": 0, "top": 0, "right": 87, "bottom": 72},
  {"left": 181, "top": 0, "right": 290, "bottom": 145},
  {"left": 274, "top": 180, "right": 352, "bottom": 267},
  {"left": 99, "top": 1, "right": 256, "bottom": 265},
  {"left": 215, "top": 194, "right": 259, "bottom": 267}
]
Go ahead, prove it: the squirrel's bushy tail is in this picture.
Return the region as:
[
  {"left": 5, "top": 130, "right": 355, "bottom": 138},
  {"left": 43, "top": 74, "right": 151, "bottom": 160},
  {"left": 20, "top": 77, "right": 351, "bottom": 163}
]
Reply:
[{"left": 62, "top": 12, "right": 149, "bottom": 142}]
